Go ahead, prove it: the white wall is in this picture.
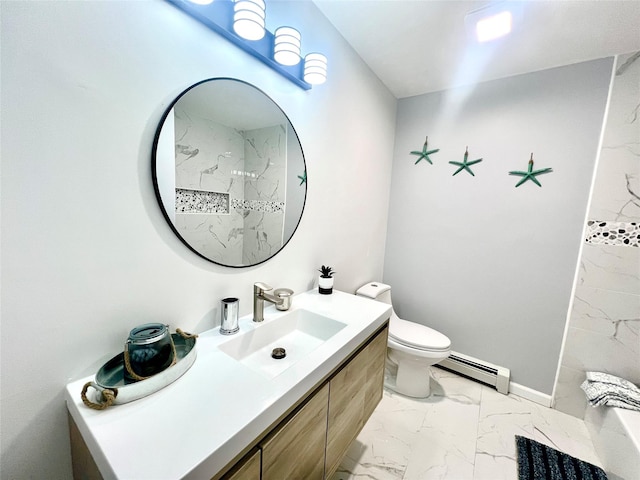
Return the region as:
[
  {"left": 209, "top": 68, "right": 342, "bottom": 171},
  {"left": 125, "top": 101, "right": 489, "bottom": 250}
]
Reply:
[
  {"left": 384, "top": 59, "right": 613, "bottom": 394},
  {"left": 0, "top": 1, "right": 396, "bottom": 478}
]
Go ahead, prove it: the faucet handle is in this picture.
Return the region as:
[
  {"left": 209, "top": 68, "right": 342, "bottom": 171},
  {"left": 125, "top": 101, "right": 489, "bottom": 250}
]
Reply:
[
  {"left": 274, "top": 288, "right": 294, "bottom": 311},
  {"left": 254, "top": 282, "right": 273, "bottom": 294}
]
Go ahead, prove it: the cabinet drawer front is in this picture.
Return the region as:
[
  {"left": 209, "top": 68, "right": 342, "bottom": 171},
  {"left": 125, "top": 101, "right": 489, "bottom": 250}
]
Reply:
[{"left": 261, "top": 383, "right": 329, "bottom": 480}]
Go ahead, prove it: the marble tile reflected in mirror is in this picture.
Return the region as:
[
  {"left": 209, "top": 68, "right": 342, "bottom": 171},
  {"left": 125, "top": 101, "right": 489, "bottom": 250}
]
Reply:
[{"left": 152, "top": 78, "right": 306, "bottom": 267}]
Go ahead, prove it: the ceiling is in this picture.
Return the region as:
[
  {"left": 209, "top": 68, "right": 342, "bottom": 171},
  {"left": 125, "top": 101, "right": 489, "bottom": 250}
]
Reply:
[{"left": 313, "top": 0, "right": 640, "bottom": 98}]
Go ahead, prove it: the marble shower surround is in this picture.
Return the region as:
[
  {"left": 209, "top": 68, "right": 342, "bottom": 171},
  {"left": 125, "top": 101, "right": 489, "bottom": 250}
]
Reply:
[
  {"left": 172, "top": 105, "right": 286, "bottom": 265},
  {"left": 241, "top": 125, "right": 286, "bottom": 264},
  {"left": 554, "top": 52, "right": 640, "bottom": 420}
]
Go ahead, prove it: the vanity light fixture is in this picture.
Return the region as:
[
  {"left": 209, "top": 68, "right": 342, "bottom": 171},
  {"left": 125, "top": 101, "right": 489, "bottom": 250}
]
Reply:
[
  {"left": 304, "top": 53, "right": 328, "bottom": 85},
  {"left": 171, "top": 0, "right": 327, "bottom": 90},
  {"left": 233, "top": 0, "right": 266, "bottom": 41},
  {"left": 274, "top": 27, "right": 301, "bottom": 66}
]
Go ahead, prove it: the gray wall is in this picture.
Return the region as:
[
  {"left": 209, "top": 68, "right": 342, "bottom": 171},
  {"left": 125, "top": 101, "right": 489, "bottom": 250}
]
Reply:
[
  {"left": 554, "top": 52, "right": 640, "bottom": 417},
  {"left": 384, "top": 59, "right": 613, "bottom": 394},
  {"left": 0, "top": 2, "right": 396, "bottom": 478}
]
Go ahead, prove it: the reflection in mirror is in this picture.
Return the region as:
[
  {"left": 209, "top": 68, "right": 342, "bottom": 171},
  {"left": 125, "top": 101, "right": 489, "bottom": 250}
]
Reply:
[{"left": 153, "top": 78, "right": 306, "bottom": 267}]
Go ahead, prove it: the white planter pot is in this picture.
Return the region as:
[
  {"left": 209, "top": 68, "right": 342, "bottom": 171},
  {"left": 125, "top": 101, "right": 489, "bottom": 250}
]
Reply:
[{"left": 318, "top": 276, "right": 334, "bottom": 294}]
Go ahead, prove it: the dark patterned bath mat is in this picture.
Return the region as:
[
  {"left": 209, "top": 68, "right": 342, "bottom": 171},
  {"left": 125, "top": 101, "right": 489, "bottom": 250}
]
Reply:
[{"left": 515, "top": 435, "right": 608, "bottom": 480}]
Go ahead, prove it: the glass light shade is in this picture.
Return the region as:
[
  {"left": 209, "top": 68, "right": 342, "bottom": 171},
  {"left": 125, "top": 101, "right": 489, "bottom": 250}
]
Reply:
[
  {"left": 274, "top": 27, "right": 301, "bottom": 66},
  {"left": 233, "top": 0, "right": 266, "bottom": 41},
  {"left": 304, "top": 53, "right": 327, "bottom": 85}
]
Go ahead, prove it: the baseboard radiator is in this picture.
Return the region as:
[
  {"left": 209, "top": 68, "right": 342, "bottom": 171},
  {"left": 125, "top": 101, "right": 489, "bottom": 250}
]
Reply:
[{"left": 435, "top": 351, "right": 510, "bottom": 395}]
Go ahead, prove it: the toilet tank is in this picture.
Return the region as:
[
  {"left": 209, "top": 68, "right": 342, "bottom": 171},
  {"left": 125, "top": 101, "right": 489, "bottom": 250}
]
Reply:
[{"left": 355, "top": 282, "right": 392, "bottom": 305}]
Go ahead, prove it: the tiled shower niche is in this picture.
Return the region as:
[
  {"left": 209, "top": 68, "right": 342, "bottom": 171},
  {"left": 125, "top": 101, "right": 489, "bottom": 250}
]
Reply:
[{"left": 176, "top": 189, "right": 230, "bottom": 214}]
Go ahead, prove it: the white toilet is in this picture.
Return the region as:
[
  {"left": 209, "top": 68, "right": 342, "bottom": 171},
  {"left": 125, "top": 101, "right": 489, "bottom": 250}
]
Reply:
[{"left": 356, "top": 282, "right": 451, "bottom": 398}]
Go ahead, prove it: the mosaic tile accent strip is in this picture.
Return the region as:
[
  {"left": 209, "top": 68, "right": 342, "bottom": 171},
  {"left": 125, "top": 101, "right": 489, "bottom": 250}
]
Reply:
[
  {"left": 175, "top": 188, "right": 229, "bottom": 214},
  {"left": 231, "top": 198, "right": 284, "bottom": 213},
  {"left": 585, "top": 220, "right": 639, "bottom": 247}
]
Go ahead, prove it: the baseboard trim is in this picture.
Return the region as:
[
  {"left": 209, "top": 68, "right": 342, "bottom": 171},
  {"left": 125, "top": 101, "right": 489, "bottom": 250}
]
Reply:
[{"left": 509, "top": 382, "right": 552, "bottom": 407}]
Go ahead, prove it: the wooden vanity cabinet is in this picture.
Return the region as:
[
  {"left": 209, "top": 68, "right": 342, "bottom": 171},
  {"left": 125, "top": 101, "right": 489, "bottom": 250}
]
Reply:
[
  {"left": 70, "top": 324, "right": 389, "bottom": 480},
  {"left": 220, "top": 448, "right": 260, "bottom": 480},
  {"left": 260, "top": 383, "right": 329, "bottom": 480},
  {"left": 325, "top": 325, "right": 388, "bottom": 477},
  {"left": 218, "top": 323, "right": 388, "bottom": 480}
]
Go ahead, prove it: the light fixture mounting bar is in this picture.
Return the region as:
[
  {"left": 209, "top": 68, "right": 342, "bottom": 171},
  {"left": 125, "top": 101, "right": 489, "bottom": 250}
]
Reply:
[{"left": 166, "top": 0, "right": 312, "bottom": 90}]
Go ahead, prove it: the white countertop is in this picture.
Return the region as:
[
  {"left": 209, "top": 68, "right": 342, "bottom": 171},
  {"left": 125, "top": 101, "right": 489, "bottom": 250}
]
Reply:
[{"left": 65, "top": 289, "right": 391, "bottom": 479}]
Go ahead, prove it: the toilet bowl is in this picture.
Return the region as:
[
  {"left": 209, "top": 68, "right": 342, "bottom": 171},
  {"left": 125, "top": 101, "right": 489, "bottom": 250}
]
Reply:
[{"left": 356, "top": 282, "right": 451, "bottom": 398}]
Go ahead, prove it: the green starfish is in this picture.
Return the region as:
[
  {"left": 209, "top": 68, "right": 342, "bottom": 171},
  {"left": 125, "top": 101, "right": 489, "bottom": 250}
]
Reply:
[
  {"left": 297, "top": 169, "right": 307, "bottom": 186},
  {"left": 410, "top": 136, "right": 439, "bottom": 165},
  {"left": 509, "top": 153, "right": 553, "bottom": 187},
  {"left": 449, "top": 147, "right": 483, "bottom": 176}
]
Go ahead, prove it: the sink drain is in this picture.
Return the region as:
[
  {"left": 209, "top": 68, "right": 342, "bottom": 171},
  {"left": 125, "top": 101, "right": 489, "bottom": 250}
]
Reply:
[{"left": 271, "top": 347, "right": 286, "bottom": 359}]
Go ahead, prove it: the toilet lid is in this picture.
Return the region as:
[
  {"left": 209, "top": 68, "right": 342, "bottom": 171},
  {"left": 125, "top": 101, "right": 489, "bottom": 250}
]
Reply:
[{"left": 389, "top": 315, "right": 451, "bottom": 351}]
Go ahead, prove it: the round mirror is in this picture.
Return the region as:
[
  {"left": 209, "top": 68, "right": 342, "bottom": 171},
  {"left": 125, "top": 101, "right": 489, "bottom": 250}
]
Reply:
[{"left": 152, "top": 78, "right": 307, "bottom": 267}]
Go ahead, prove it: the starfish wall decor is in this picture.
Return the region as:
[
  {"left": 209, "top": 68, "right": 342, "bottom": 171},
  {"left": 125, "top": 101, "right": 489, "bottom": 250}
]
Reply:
[
  {"left": 297, "top": 169, "right": 307, "bottom": 186},
  {"left": 449, "top": 147, "right": 483, "bottom": 176},
  {"left": 410, "top": 136, "right": 440, "bottom": 165},
  {"left": 509, "top": 153, "right": 553, "bottom": 187}
]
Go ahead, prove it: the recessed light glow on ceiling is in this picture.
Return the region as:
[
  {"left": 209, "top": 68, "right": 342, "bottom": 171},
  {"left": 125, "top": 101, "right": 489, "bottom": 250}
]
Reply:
[
  {"left": 465, "top": 2, "right": 522, "bottom": 44},
  {"left": 475, "top": 10, "right": 512, "bottom": 42}
]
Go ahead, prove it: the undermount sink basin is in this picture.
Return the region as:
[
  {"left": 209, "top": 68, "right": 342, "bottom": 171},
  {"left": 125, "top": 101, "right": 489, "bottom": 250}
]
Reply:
[{"left": 218, "top": 309, "right": 347, "bottom": 379}]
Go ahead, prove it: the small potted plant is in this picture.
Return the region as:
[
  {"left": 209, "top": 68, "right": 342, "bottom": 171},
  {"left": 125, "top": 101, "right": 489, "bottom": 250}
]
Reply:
[{"left": 318, "top": 265, "right": 335, "bottom": 295}]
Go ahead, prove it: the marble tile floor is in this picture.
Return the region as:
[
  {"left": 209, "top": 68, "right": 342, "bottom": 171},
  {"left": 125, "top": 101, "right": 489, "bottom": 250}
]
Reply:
[{"left": 332, "top": 368, "right": 603, "bottom": 480}]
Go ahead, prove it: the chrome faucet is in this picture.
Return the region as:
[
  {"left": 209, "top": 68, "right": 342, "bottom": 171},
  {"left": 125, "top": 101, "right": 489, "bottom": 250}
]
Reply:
[{"left": 253, "top": 282, "right": 284, "bottom": 322}]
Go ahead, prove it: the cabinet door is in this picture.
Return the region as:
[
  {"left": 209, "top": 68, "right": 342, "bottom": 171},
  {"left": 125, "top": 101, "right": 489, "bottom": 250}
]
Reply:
[
  {"left": 261, "top": 383, "right": 329, "bottom": 480},
  {"left": 69, "top": 414, "right": 104, "bottom": 480},
  {"left": 362, "top": 327, "right": 388, "bottom": 420},
  {"left": 220, "top": 448, "right": 261, "bottom": 480},
  {"left": 325, "top": 326, "right": 388, "bottom": 477}
]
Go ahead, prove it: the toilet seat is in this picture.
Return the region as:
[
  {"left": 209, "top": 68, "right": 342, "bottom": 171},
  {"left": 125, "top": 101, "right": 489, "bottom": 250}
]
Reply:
[{"left": 389, "top": 315, "right": 451, "bottom": 352}]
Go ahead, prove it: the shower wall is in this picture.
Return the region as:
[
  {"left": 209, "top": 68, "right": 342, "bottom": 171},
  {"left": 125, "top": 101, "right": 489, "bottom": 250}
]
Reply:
[
  {"left": 554, "top": 51, "right": 640, "bottom": 418},
  {"left": 174, "top": 108, "right": 245, "bottom": 264},
  {"left": 241, "top": 124, "right": 287, "bottom": 265},
  {"left": 173, "top": 107, "right": 286, "bottom": 265}
]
